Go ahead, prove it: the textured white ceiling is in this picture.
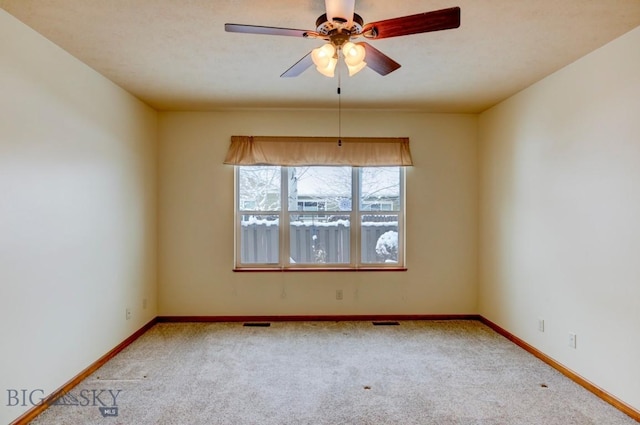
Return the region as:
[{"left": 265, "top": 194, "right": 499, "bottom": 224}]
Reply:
[{"left": 2, "top": 0, "right": 640, "bottom": 112}]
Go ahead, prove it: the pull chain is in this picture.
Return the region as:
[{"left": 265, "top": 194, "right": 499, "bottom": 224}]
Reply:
[{"left": 337, "top": 58, "right": 342, "bottom": 147}]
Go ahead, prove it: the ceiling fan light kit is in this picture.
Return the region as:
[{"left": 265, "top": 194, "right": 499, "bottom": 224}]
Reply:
[
  {"left": 225, "top": 1, "right": 460, "bottom": 78},
  {"left": 311, "top": 40, "right": 366, "bottom": 78}
]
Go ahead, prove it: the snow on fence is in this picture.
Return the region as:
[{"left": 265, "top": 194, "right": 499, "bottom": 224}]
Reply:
[
  {"left": 240, "top": 218, "right": 397, "bottom": 264},
  {"left": 240, "top": 217, "right": 279, "bottom": 264}
]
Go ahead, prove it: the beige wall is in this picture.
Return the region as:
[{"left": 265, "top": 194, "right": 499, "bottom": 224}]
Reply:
[
  {"left": 0, "top": 10, "right": 158, "bottom": 424},
  {"left": 478, "top": 27, "right": 640, "bottom": 409},
  {"left": 158, "top": 110, "right": 478, "bottom": 316}
]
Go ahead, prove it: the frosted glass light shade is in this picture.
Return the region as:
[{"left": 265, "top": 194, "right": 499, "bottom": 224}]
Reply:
[
  {"left": 316, "top": 57, "right": 338, "bottom": 77},
  {"left": 312, "top": 44, "right": 336, "bottom": 68},
  {"left": 312, "top": 44, "right": 337, "bottom": 77},
  {"left": 346, "top": 61, "right": 366, "bottom": 76},
  {"left": 343, "top": 42, "right": 365, "bottom": 65},
  {"left": 343, "top": 42, "right": 366, "bottom": 76}
]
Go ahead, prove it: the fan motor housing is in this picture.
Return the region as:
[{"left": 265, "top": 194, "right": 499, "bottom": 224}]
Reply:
[{"left": 315, "top": 13, "right": 364, "bottom": 36}]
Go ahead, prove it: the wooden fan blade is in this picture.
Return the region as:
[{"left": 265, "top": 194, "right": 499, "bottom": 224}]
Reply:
[
  {"left": 362, "top": 6, "right": 460, "bottom": 39},
  {"left": 360, "top": 42, "right": 401, "bottom": 76},
  {"left": 225, "top": 23, "right": 311, "bottom": 38},
  {"left": 281, "top": 52, "right": 314, "bottom": 77}
]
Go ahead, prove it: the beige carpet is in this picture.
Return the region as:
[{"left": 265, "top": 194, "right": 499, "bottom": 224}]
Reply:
[{"left": 30, "top": 320, "right": 637, "bottom": 424}]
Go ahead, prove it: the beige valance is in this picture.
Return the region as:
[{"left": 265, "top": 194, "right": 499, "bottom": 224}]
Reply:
[{"left": 223, "top": 136, "right": 413, "bottom": 166}]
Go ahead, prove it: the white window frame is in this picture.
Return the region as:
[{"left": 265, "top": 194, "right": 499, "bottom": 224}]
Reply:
[{"left": 234, "top": 166, "right": 406, "bottom": 270}]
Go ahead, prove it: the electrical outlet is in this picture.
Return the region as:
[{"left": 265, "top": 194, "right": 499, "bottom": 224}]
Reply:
[
  {"left": 126, "top": 308, "right": 131, "bottom": 321},
  {"left": 568, "top": 332, "right": 577, "bottom": 349},
  {"left": 538, "top": 318, "right": 544, "bottom": 332},
  {"left": 336, "top": 289, "right": 343, "bottom": 300}
]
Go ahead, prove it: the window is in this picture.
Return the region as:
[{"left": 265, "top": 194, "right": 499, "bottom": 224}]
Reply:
[
  {"left": 225, "top": 135, "right": 413, "bottom": 270},
  {"left": 236, "top": 166, "right": 405, "bottom": 269}
]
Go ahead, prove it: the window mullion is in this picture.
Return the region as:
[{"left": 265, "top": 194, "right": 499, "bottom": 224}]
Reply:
[
  {"left": 351, "top": 167, "right": 359, "bottom": 267},
  {"left": 280, "top": 166, "right": 289, "bottom": 268}
]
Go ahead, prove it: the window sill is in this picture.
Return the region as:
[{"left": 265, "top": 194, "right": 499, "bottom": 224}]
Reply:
[{"left": 233, "top": 267, "right": 408, "bottom": 272}]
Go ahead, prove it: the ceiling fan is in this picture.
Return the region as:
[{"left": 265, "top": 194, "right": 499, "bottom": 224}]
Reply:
[{"left": 225, "top": 0, "right": 461, "bottom": 78}]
